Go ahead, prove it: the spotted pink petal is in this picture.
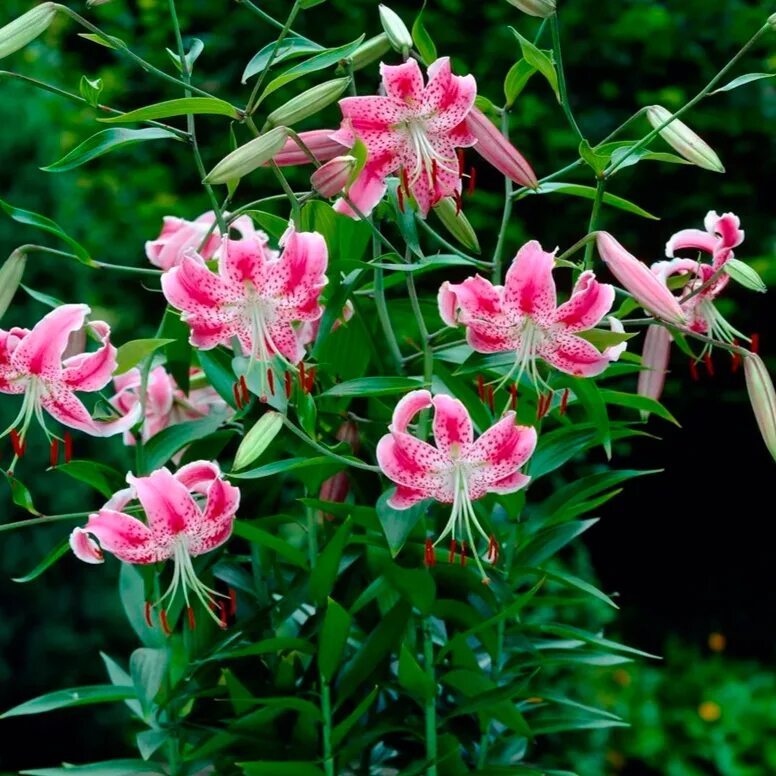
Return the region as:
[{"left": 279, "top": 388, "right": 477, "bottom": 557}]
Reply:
[
  {"left": 333, "top": 149, "right": 399, "bottom": 217},
  {"left": 266, "top": 227, "right": 328, "bottom": 313},
  {"left": 337, "top": 96, "right": 406, "bottom": 145},
  {"left": 175, "top": 460, "right": 221, "bottom": 493},
  {"left": 390, "top": 389, "right": 433, "bottom": 433},
  {"left": 386, "top": 484, "right": 428, "bottom": 509},
  {"left": 376, "top": 432, "right": 451, "bottom": 498},
  {"left": 62, "top": 320, "right": 117, "bottom": 392},
  {"left": 220, "top": 232, "right": 271, "bottom": 287},
  {"left": 145, "top": 213, "right": 220, "bottom": 270},
  {"left": 539, "top": 330, "right": 612, "bottom": 377},
  {"left": 41, "top": 386, "right": 141, "bottom": 437},
  {"left": 448, "top": 275, "right": 504, "bottom": 322},
  {"left": 78, "top": 509, "right": 159, "bottom": 564},
  {"left": 503, "top": 241, "right": 558, "bottom": 325},
  {"left": 189, "top": 475, "right": 241, "bottom": 556},
  {"left": 423, "top": 58, "right": 477, "bottom": 132},
  {"left": 146, "top": 366, "right": 176, "bottom": 418},
  {"left": 466, "top": 325, "right": 515, "bottom": 353},
  {"left": 553, "top": 270, "right": 615, "bottom": 332},
  {"left": 381, "top": 59, "right": 425, "bottom": 103},
  {"left": 69, "top": 527, "right": 104, "bottom": 564},
  {"left": 432, "top": 394, "right": 473, "bottom": 454},
  {"left": 488, "top": 470, "right": 532, "bottom": 495},
  {"left": 162, "top": 253, "right": 230, "bottom": 314},
  {"left": 265, "top": 320, "right": 307, "bottom": 363}
]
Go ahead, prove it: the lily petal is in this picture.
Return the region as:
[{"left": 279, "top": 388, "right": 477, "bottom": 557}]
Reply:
[
  {"left": 390, "top": 389, "right": 433, "bottom": 433},
  {"left": 488, "top": 470, "right": 531, "bottom": 495},
  {"left": 423, "top": 57, "right": 477, "bottom": 132},
  {"left": 381, "top": 59, "right": 425, "bottom": 104},
  {"left": 504, "top": 241, "right": 558, "bottom": 325},
  {"left": 175, "top": 460, "right": 221, "bottom": 493},
  {"left": 220, "top": 232, "right": 271, "bottom": 287},
  {"left": 41, "top": 386, "right": 141, "bottom": 437},
  {"left": 62, "top": 320, "right": 117, "bottom": 392},
  {"left": 554, "top": 271, "right": 615, "bottom": 332},
  {"left": 637, "top": 324, "right": 672, "bottom": 406},
  {"left": 78, "top": 509, "right": 159, "bottom": 564},
  {"left": 376, "top": 431, "right": 451, "bottom": 498},
  {"left": 432, "top": 393, "right": 474, "bottom": 454},
  {"left": 540, "top": 330, "right": 612, "bottom": 377},
  {"left": 189, "top": 474, "right": 241, "bottom": 556},
  {"left": 665, "top": 228, "right": 717, "bottom": 258},
  {"left": 387, "top": 484, "right": 428, "bottom": 509},
  {"left": 69, "top": 527, "right": 104, "bottom": 564}
]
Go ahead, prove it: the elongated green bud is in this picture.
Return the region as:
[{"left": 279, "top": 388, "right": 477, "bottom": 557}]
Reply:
[
  {"left": 265, "top": 78, "right": 351, "bottom": 129},
  {"left": 433, "top": 197, "right": 480, "bottom": 254},
  {"left": 0, "top": 3, "right": 57, "bottom": 60},
  {"left": 744, "top": 352, "right": 776, "bottom": 463},
  {"left": 0, "top": 248, "right": 26, "bottom": 321},
  {"left": 205, "top": 126, "right": 289, "bottom": 184},
  {"left": 349, "top": 33, "right": 391, "bottom": 72},
  {"left": 768, "top": 12, "right": 776, "bottom": 28},
  {"left": 724, "top": 258, "right": 767, "bottom": 293},
  {"left": 505, "top": 0, "right": 556, "bottom": 18},
  {"left": 233, "top": 411, "right": 284, "bottom": 471},
  {"left": 379, "top": 5, "right": 412, "bottom": 56},
  {"left": 646, "top": 105, "right": 725, "bottom": 173}
]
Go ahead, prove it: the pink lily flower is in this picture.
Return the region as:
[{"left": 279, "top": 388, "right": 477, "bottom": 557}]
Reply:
[
  {"left": 438, "top": 241, "right": 618, "bottom": 387},
  {"left": 637, "top": 324, "right": 672, "bottom": 409},
  {"left": 161, "top": 223, "right": 328, "bottom": 399},
  {"left": 0, "top": 304, "right": 139, "bottom": 457},
  {"left": 376, "top": 390, "right": 537, "bottom": 583},
  {"left": 145, "top": 211, "right": 255, "bottom": 271},
  {"left": 111, "top": 366, "right": 227, "bottom": 445},
  {"left": 70, "top": 460, "right": 240, "bottom": 628},
  {"left": 269, "top": 130, "right": 349, "bottom": 167},
  {"left": 331, "top": 57, "right": 477, "bottom": 217}
]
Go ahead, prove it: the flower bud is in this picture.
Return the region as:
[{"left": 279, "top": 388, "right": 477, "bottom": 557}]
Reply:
[
  {"left": 465, "top": 107, "right": 538, "bottom": 189},
  {"left": 0, "top": 248, "right": 26, "bottom": 320},
  {"left": 265, "top": 78, "right": 351, "bottom": 129},
  {"left": 311, "top": 155, "right": 357, "bottom": 197},
  {"left": 270, "top": 130, "right": 348, "bottom": 167},
  {"left": 505, "top": 0, "right": 557, "bottom": 18},
  {"left": 205, "top": 126, "right": 289, "bottom": 184},
  {"left": 0, "top": 3, "right": 57, "bottom": 61},
  {"left": 768, "top": 12, "right": 776, "bottom": 27},
  {"left": 724, "top": 258, "right": 767, "bottom": 294},
  {"left": 646, "top": 105, "right": 725, "bottom": 173},
  {"left": 596, "top": 232, "right": 686, "bottom": 324},
  {"left": 335, "top": 419, "right": 360, "bottom": 453},
  {"left": 379, "top": 5, "right": 413, "bottom": 56},
  {"left": 349, "top": 33, "right": 392, "bottom": 72},
  {"left": 433, "top": 197, "right": 480, "bottom": 253},
  {"left": 744, "top": 352, "right": 776, "bottom": 463},
  {"left": 637, "top": 324, "right": 672, "bottom": 415},
  {"left": 318, "top": 421, "right": 360, "bottom": 519},
  {"left": 233, "top": 410, "right": 284, "bottom": 471}
]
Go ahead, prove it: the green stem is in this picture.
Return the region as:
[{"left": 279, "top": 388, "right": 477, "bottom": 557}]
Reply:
[
  {"left": 320, "top": 677, "right": 334, "bottom": 776},
  {"left": 550, "top": 14, "right": 584, "bottom": 142},
  {"left": 92, "top": 261, "right": 163, "bottom": 276},
  {"left": 512, "top": 159, "right": 585, "bottom": 200},
  {"left": 607, "top": 22, "right": 771, "bottom": 175},
  {"left": 270, "top": 162, "right": 301, "bottom": 224},
  {"left": 554, "top": 232, "right": 597, "bottom": 263},
  {"left": 416, "top": 218, "right": 492, "bottom": 269},
  {"left": 372, "top": 230, "right": 404, "bottom": 373},
  {"left": 306, "top": 503, "right": 319, "bottom": 568},
  {"left": 423, "top": 618, "right": 438, "bottom": 776},
  {"left": 492, "top": 109, "right": 514, "bottom": 283},
  {"left": 0, "top": 506, "right": 143, "bottom": 533},
  {"left": 406, "top": 267, "right": 432, "bottom": 439},
  {"left": 582, "top": 178, "right": 606, "bottom": 269},
  {"left": 234, "top": 0, "right": 316, "bottom": 45}
]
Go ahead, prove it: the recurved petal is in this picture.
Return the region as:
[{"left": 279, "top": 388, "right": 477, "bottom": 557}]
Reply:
[
  {"left": 41, "top": 386, "right": 141, "bottom": 437},
  {"left": 380, "top": 59, "right": 425, "bottom": 104},
  {"left": 540, "top": 330, "right": 612, "bottom": 377},
  {"left": 11, "top": 304, "right": 89, "bottom": 380},
  {"left": 503, "top": 241, "right": 558, "bottom": 325},
  {"left": 390, "top": 389, "right": 433, "bottom": 433},
  {"left": 80, "top": 509, "right": 160, "bottom": 564},
  {"left": 175, "top": 460, "right": 221, "bottom": 494},
  {"left": 438, "top": 281, "right": 459, "bottom": 326},
  {"left": 338, "top": 95, "right": 406, "bottom": 144},
  {"left": 220, "top": 232, "right": 272, "bottom": 287},
  {"left": 386, "top": 484, "right": 428, "bottom": 509},
  {"left": 705, "top": 210, "right": 744, "bottom": 249},
  {"left": 464, "top": 413, "right": 537, "bottom": 486},
  {"left": 333, "top": 149, "right": 398, "bottom": 218},
  {"left": 264, "top": 320, "right": 307, "bottom": 363},
  {"left": 423, "top": 57, "right": 477, "bottom": 131},
  {"left": 62, "top": 320, "right": 117, "bottom": 392},
  {"left": 665, "top": 228, "right": 717, "bottom": 258},
  {"left": 189, "top": 475, "right": 240, "bottom": 556},
  {"left": 487, "top": 470, "right": 531, "bottom": 495},
  {"left": 376, "top": 431, "right": 451, "bottom": 497},
  {"left": 69, "top": 527, "right": 104, "bottom": 564},
  {"left": 466, "top": 324, "right": 515, "bottom": 354},
  {"left": 451, "top": 275, "right": 504, "bottom": 322},
  {"left": 432, "top": 393, "right": 473, "bottom": 454},
  {"left": 266, "top": 228, "right": 328, "bottom": 310},
  {"left": 554, "top": 271, "right": 615, "bottom": 332},
  {"left": 161, "top": 253, "right": 231, "bottom": 315}
]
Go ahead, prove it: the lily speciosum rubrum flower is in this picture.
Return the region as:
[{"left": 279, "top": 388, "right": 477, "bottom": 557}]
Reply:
[
  {"left": 269, "top": 129, "right": 349, "bottom": 167},
  {"left": 0, "top": 304, "right": 140, "bottom": 460},
  {"left": 161, "top": 223, "right": 328, "bottom": 400},
  {"left": 145, "top": 211, "right": 255, "bottom": 271},
  {"left": 376, "top": 390, "right": 537, "bottom": 583},
  {"left": 596, "top": 232, "right": 686, "bottom": 325},
  {"left": 439, "top": 241, "right": 619, "bottom": 387},
  {"left": 744, "top": 352, "right": 776, "bottom": 463},
  {"left": 111, "top": 366, "right": 227, "bottom": 445},
  {"left": 331, "top": 57, "right": 477, "bottom": 217},
  {"left": 70, "top": 460, "right": 240, "bottom": 629}
]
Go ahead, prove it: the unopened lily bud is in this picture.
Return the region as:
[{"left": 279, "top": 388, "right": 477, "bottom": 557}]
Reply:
[
  {"left": 637, "top": 324, "right": 672, "bottom": 416},
  {"left": 465, "top": 107, "right": 538, "bottom": 189},
  {"left": 433, "top": 197, "right": 480, "bottom": 253},
  {"left": 265, "top": 78, "right": 351, "bottom": 129},
  {"left": 379, "top": 5, "right": 412, "bottom": 56},
  {"left": 768, "top": 12, "right": 776, "bottom": 27},
  {"left": 0, "top": 248, "right": 26, "bottom": 320},
  {"left": 233, "top": 411, "right": 284, "bottom": 471},
  {"left": 349, "top": 33, "right": 392, "bottom": 71},
  {"left": 311, "top": 155, "right": 357, "bottom": 197},
  {"left": 724, "top": 258, "right": 767, "bottom": 294},
  {"left": 505, "top": 0, "right": 557, "bottom": 18},
  {"left": 318, "top": 420, "right": 360, "bottom": 520},
  {"left": 205, "top": 127, "right": 289, "bottom": 184},
  {"left": 335, "top": 419, "right": 361, "bottom": 454},
  {"left": 744, "top": 352, "right": 776, "bottom": 463},
  {"left": 596, "top": 232, "right": 686, "bottom": 324},
  {"left": 270, "top": 130, "right": 348, "bottom": 167},
  {"left": 646, "top": 105, "right": 725, "bottom": 173},
  {"left": 0, "top": 2, "right": 57, "bottom": 60}
]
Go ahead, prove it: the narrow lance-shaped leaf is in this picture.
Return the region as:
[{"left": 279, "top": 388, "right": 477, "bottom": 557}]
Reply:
[
  {"left": 0, "top": 248, "right": 26, "bottom": 320},
  {"left": 98, "top": 97, "right": 241, "bottom": 124}
]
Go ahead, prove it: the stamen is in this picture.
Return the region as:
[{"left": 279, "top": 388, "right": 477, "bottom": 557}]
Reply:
[
  {"left": 233, "top": 382, "right": 244, "bottom": 410},
  {"left": 486, "top": 535, "right": 500, "bottom": 565},
  {"left": 218, "top": 601, "right": 229, "bottom": 629},
  {"left": 397, "top": 185, "right": 405, "bottom": 213},
  {"left": 486, "top": 385, "right": 495, "bottom": 413},
  {"left": 559, "top": 388, "right": 570, "bottom": 416},
  {"left": 448, "top": 539, "right": 457, "bottom": 564},
  {"left": 454, "top": 190, "right": 462, "bottom": 215},
  {"left": 266, "top": 368, "right": 275, "bottom": 396},
  {"left": 228, "top": 587, "right": 237, "bottom": 617},
  {"left": 476, "top": 374, "right": 485, "bottom": 401},
  {"left": 240, "top": 376, "right": 250, "bottom": 404},
  {"left": 456, "top": 148, "right": 465, "bottom": 175},
  {"left": 731, "top": 341, "right": 741, "bottom": 373},
  {"left": 49, "top": 439, "right": 59, "bottom": 468},
  {"left": 10, "top": 430, "right": 25, "bottom": 459},
  {"left": 284, "top": 370, "right": 293, "bottom": 398},
  {"left": 509, "top": 382, "right": 518, "bottom": 411},
  {"left": 424, "top": 538, "right": 436, "bottom": 567},
  {"left": 704, "top": 353, "right": 715, "bottom": 376},
  {"left": 187, "top": 606, "right": 196, "bottom": 630},
  {"left": 751, "top": 333, "right": 760, "bottom": 354},
  {"left": 689, "top": 359, "right": 700, "bottom": 382},
  {"left": 64, "top": 432, "right": 73, "bottom": 464},
  {"left": 306, "top": 367, "right": 316, "bottom": 394},
  {"left": 460, "top": 540, "right": 467, "bottom": 567},
  {"left": 144, "top": 601, "right": 154, "bottom": 628},
  {"left": 299, "top": 362, "right": 306, "bottom": 393},
  {"left": 160, "top": 608, "right": 172, "bottom": 636},
  {"left": 467, "top": 166, "right": 477, "bottom": 196}
]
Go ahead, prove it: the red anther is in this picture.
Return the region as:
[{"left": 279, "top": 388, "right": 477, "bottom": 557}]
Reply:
[
  {"left": 267, "top": 368, "right": 275, "bottom": 396},
  {"left": 228, "top": 587, "right": 237, "bottom": 617},
  {"left": 731, "top": 342, "right": 741, "bottom": 373},
  {"left": 703, "top": 352, "right": 715, "bottom": 377},
  {"left": 218, "top": 600, "right": 229, "bottom": 629},
  {"left": 460, "top": 540, "right": 467, "bottom": 567},
  {"left": 750, "top": 333, "right": 760, "bottom": 354},
  {"left": 159, "top": 608, "right": 172, "bottom": 637},
  {"left": 456, "top": 148, "right": 465, "bottom": 174},
  {"left": 431, "top": 159, "right": 439, "bottom": 185},
  {"left": 467, "top": 166, "right": 477, "bottom": 196},
  {"left": 454, "top": 189, "right": 462, "bottom": 216},
  {"left": 448, "top": 539, "right": 457, "bottom": 564},
  {"left": 559, "top": 388, "right": 570, "bottom": 416},
  {"left": 486, "top": 385, "right": 495, "bottom": 412},
  {"left": 306, "top": 367, "right": 316, "bottom": 393},
  {"left": 298, "top": 361, "right": 307, "bottom": 393},
  {"left": 10, "top": 430, "right": 25, "bottom": 458},
  {"left": 509, "top": 382, "right": 518, "bottom": 411},
  {"left": 487, "top": 535, "right": 500, "bottom": 565},
  {"left": 284, "top": 370, "right": 293, "bottom": 399},
  {"left": 424, "top": 538, "right": 436, "bottom": 567},
  {"left": 689, "top": 359, "right": 700, "bottom": 382},
  {"left": 240, "top": 375, "right": 250, "bottom": 404},
  {"left": 49, "top": 439, "right": 59, "bottom": 468},
  {"left": 397, "top": 184, "right": 405, "bottom": 213},
  {"left": 401, "top": 166, "right": 410, "bottom": 195},
  {"left": 536, "top": 393, "right": 548, "bottom": 420},
  {"left": 144, "top": 601, "right": 154, "bottom": 629},
  {"left": 476, "top": 374, "right": 485, "bottom": 401},
  {"left": 187, "top": 606, "right": 196, "bottom": 631},
  {"left": 64, "top": 432, "right": 73, "bottom": 464},
  {"left": 232, "top": 382, "right": 243, "bottom": 410}
]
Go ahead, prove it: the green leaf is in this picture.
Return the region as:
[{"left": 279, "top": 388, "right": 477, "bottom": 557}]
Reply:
[
  {"left": 525, "top": 182, "right": 659, "bottom": 220},
  {"left": 376, "top": 489, "right": 428, "bottom": 558},
  {"left": 321, "top": 376, "right": 422, "bottom": 398},
  {"left": 1, "top": 685, "right": 136, "bottom": 718},
  {"left": 564, "top": 377, "right": 611, "bottom": 458},
  {"left": 0, "top": 248, "right": 26, "bottom": 321},
  {"left": 331, "top": 685, "right": 378, "bottom": 748},
  {"left": 318, "top": 597, "right": 352, "bottom": 682},
  {"left": 79, "top": 75, "right": 103, "bottom": 108},
  {"left": 41, "top": 128, "right": 181, "bottom": 173},
  {"left": 99, "top": 97, "right": 241, "bottom": 124},
  {"left": 300, "top": 0, "right": 328, "bottom": 7},
  {"left": 240, "top": 764, "right": 324, "bottom": 776},
  {"left": 241, "top": 210, "right": 289, "bottom": 240},
  {"left": 165, "top": 38, "right": 204, "bottom": 73},
  {"left": 309, "top": 519, "right": 352, "bottom": 605},
  {"left": 197, "top": 348, "right": 238, "bottom": 408},
  {"left": 299, "top": 200, "right": 371, "bottom": 266},
  {"left": 399, "top": 643, "right": 435, "bottom": 702},
  {"left": 158, "top": 306, "right": 191, "bottom": 393},
  {"left": 578, "top": 139, "right": 610, "bottom": 175},
  {"left": 710, "top": 72, "right": 775, "bottom": 94},
  {"left": 208, "top": 637, "right": 314, "bottom": 662},
  {"left": 77, "top": 33, "right": 124, "bottom": 50},
  {"left": 1, "top": 472, "right": 40, "bottom": 515},
  {"left": 514, "top": 519, "right": 599, "bottom": 566},
  {"left": 504, "top": 58, "right": 537, "bottom": 107},
  {"left": 12, "top": 539, "right": 69, "bottom": 583},
  {"left": 536, "top": 623, "right": 660, "bottom": 659},
  {"left": 599, "top": 388, "right": 680, "bottom": 425},
  {"left": 527, "top": 568, "right": 619, "bottom": 609},
  {"left": 230, "top": 456, "right": 340, "bottom": 480},
  {"left": 233, "top": 411, "right": 284, "bottom": 470},
  {"left": 510, "top": 28, "right": 559, "bottom": 101},
  {"left": 0, "top": 199, "right": 92, "bottom": 264},
  {"left": 129, "top": 647, "right": 167, "bottom": 714},
  {"left": 143, "top": 410, "right": 227, "bottom": 470},
  {"left": 411, "top": 2, "right": 437, "bottom": 65},
  {"left": 21, "top": 284, "right": 63, "bottom": 308},
  {"left": 383, "top": 564, "right": 435, "bottom": 615},
  {"left": 114, "top": 338, "right": 174, "bottom": 375},
  {"left": 21, "top": 761, "right": 166, "bottom": 775},
  {"left": 232, "top": 520, "right": 307, "bottom": 568},
  {"left": 242, "top": 36, "right": 324, "bottom": 83}
]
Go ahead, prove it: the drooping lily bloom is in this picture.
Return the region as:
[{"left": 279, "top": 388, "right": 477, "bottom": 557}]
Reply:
[
  {"left": 161, "top": 224, "right": 328, "bottom": 398},
  {"left": 145, "top": 212, "right": 256, "bottom": 271},
  {"left": 376, "top": 390, "right": 537, "bottom": 582},
  {"left": 70, "top": 460, "right": 240, "bottom": 628},
  {"left": 438, "top": 241, "right": 619, "bottom": 386},
  {"left": 0, "top": 304, "right": 139, "bottom": 455},
  {"left": 331, "top": 57, "right": 477, "bottom": 217},
  {"left": 111, "top": 366, "right": 227, "bottom": 445}
]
